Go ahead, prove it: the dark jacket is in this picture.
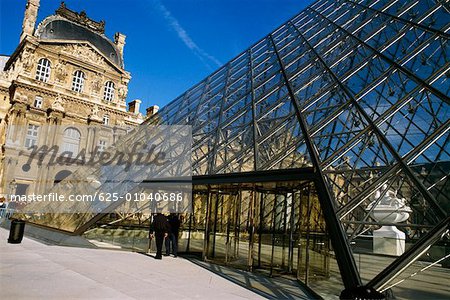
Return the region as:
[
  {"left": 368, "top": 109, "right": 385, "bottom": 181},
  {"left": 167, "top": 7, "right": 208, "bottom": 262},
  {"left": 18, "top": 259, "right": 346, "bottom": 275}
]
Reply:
[
  {"left": 168, "top": 215, "right": 181, "bottom": 234},
  {"left": 150, "top": 213, "right": 170, "bottom": 234}
]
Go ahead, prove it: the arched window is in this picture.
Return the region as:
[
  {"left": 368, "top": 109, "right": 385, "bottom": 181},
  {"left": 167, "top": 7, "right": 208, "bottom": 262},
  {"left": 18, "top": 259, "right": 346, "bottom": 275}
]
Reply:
[
  {"left": 35, "top": 58, "right": 51, "bottom": 82},
  {"left": 72, "top": 70, "right": 85, "bottom": 92},
  {"left": 54, "top": 170, "right": 72, "bottom": 185},
  {"left": 103, "top": 81, "right": 115, "bottom": 101},
  {"left": 102, "top": 114, "right": 110, "bottom": 125},
  {"left": 61, "top": 127, "right": 81, "bottom": 155}
]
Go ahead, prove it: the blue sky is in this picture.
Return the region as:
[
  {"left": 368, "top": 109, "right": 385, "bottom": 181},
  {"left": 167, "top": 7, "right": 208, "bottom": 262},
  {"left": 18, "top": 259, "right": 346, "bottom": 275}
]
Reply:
[{"left": 0, "top": 0, "right": 313, "bottom": 110}]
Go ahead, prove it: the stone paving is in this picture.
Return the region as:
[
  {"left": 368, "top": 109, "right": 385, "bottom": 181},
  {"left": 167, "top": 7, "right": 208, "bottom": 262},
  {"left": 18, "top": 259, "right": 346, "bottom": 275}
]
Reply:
[{"left": 0, "top": 228, "right": 264, "bottom": 299}]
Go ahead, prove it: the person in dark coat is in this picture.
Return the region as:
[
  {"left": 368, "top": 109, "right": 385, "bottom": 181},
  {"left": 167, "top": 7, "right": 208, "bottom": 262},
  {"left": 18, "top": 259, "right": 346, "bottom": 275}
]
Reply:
[
  {"left": 165, "top": 213, "right": 181, "bottom": 257},
  {"left": 150, "top": 213, "right": 170, "bottom": 259}
]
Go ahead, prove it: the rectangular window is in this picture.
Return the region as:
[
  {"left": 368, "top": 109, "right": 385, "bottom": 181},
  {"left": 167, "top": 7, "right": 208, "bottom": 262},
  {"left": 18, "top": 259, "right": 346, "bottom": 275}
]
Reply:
[
  {"left": 98, "top": 140, "right": 107, "bottom": 152},
  {"left": 103, "top": 81, "right": 115, "bottom": 102},
  {"left": 34, "top": 96, "right": 43, "bottom": 108},
  {"left": 14, "top": 183, "right": 29, "bottom": 196},
  {"left": 25, "top": 124, "right": 39, "bottom": 148},
  {"left": 72, "top": 71, "right": 85, "bottom": 93},
  {"left": 102, "top": 115, "right": 110, "bottom": 125}
]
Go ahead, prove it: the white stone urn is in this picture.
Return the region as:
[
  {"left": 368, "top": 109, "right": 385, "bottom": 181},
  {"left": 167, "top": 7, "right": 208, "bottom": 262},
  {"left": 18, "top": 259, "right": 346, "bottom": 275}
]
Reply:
[{"left": 366, "top": 185, "right": 412, "bottom": 256}]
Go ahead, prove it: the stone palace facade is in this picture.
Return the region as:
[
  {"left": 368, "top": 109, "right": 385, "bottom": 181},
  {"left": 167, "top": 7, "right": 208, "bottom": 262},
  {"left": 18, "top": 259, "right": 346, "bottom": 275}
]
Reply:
[{"left": 0, "top": 1, "right": 157, "bottom": 197}]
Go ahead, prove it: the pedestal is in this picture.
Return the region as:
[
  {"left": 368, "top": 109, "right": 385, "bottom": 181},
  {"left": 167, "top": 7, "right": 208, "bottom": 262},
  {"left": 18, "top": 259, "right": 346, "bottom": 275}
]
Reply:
[{"left": 373, "top": 225, "right": 405, "bottom": 256}]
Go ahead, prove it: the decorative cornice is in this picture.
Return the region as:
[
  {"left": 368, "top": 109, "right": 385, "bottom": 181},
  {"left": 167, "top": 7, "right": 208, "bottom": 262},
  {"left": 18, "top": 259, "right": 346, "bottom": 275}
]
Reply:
[
  {"left": 56, "top": 2, "right": 105, "bottom": 34},
  {"left": 11, "top": 80, "right": 137, "bottom": 119},
  {"left": 37, "top": 40, "right": 128, "bottom": 76}
]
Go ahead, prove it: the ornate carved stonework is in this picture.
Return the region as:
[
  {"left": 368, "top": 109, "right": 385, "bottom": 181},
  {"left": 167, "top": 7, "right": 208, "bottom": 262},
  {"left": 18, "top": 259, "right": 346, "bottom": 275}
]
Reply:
[
  {"left": 27, "top": 112, "right": 43, "bottom": 122},
  {"left": 91, "top": 73, "right": 102, "bottom": 94},
  {"left": 14, "top": 92, "right": 29, "bottom": 103},
  {"left": 9, "top": 102, "right": 27, "bottom": 117},
  {"left": 0, "top": 2, "right": 145, "bottom": 198},
  {"left": 20, "top": 48, "right": 35, "bottom": 72},
  {"left": 52, "top": 94, "right": 65, "bottom": 112},
  {"left": 0, "top": 69, "right": 10, "bottom": 81},
  {"left": 89, "top": 104, "right": 101, "bottom": 121},
  {"left": 118, "top": 85, "right": 128, "bottom": 101},
  {"left": 61, "top": 44, "right": 105, "bottom": 66},
  {"left": 54, "top": 60, "right": 68, "bottom": 82},
  {"left": 56, "top": 2, "right": 105, "bottom": 34}
]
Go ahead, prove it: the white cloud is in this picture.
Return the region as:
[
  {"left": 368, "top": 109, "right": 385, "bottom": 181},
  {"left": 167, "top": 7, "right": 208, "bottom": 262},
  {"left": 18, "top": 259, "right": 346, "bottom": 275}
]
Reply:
[{"left": 153, "top": 0, "right": 222, "bottom": 69}]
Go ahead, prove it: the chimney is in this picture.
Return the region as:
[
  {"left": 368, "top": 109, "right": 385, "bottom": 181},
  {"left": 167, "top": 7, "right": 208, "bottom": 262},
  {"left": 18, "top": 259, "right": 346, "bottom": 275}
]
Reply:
[
  {"left": 20, "top": 0, "right": 40, "bottom": 42},
  {"left": 146, "top": 105, "right": 159, "bottom": 117},
  {"left": 128, "top": 99, "right": 141, "bottom": 114},
  {"left": 114, "top": 32, "right": 126, "bottom": 60}
]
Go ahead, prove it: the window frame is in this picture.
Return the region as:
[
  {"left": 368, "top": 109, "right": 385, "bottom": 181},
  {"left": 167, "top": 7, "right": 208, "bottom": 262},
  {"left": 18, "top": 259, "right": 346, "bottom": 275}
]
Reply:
[
  {"left": 34, "top": 96, "right": 43, "bottom": 108},
  {"left": 102, "top": 114, "right": 110, "bottom": 125},
  {"left": 25, "top": 124, "right": 40, "bottom": 148},
  {"left": 61, "top": 127, "right": 81, "bottom": 156},
  {"left": 97, "top": 139, "right": 108, "bottom": 152},
  {"left": 35, "top": 58, "right": 51, "bottom": 82},
  {"left": 71, "top": 70, "right": 85, "bottom": 93},
  {"left": 103, "top": 81, "right": 115, "bottom": 102}
]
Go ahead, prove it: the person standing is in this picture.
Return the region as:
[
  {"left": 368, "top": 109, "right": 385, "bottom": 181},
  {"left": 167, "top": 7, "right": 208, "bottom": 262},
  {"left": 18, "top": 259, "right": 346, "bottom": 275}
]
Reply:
[
  {"left": 165, "top": 213, "right": 181, "bottom": 257},
  {"left": 150, "top": 213, "right": 170, "bottom": 259}
]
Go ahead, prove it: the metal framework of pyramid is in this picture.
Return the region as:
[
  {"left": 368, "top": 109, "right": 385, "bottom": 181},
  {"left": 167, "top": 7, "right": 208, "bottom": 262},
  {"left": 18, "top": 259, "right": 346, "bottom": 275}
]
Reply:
[{"left": 145, "top": 0, "right": 450, "bottom": 291}]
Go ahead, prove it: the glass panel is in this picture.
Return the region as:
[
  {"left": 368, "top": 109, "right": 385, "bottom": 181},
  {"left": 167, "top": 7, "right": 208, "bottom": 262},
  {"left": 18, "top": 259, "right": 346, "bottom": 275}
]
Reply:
[{"left": 382, "top": 233, "right": 450, "bottom": 299}]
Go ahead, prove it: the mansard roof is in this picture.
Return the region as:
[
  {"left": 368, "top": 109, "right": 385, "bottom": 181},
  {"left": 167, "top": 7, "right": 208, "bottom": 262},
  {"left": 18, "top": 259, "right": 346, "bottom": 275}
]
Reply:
[{"left": 36, "top": 3, "right": 123, "bottom": 68}]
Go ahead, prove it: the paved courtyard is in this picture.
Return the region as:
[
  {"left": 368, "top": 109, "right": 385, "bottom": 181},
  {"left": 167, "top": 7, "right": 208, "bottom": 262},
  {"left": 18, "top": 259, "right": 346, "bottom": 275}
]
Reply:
[{"left": 0, "top": 228, "right": 263, "bottom": 299}]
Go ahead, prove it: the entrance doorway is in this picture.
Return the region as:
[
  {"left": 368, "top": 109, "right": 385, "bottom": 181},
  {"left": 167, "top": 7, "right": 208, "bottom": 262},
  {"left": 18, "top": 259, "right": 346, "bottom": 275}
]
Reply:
[{"left": 181, "top": 181, "right": 336, "bottom": 285}]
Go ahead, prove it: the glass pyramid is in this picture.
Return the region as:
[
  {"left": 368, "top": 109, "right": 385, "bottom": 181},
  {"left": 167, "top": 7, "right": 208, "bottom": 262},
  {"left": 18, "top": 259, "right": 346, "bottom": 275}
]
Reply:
[
  {"left": 148, "top": 0, "right": 449, "bottom": 225},
  {"left": 143, "top": 0, "right": 449, "bottom": 292}
]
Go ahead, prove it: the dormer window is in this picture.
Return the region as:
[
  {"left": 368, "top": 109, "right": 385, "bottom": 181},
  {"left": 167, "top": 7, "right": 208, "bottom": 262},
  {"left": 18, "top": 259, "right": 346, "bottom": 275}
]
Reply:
[
  {"left": 72, "top": 70, "right": 85, "bottom": 93},
  {"left": 36, "top": 58, "right": 51, "bottom": 82},
  {"left": 103, "top": 81, "right": 115, "bottom": 102}
]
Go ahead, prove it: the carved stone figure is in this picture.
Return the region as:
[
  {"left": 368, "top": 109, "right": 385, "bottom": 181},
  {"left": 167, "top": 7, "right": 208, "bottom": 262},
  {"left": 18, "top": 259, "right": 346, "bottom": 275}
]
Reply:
[
  {"left": 91, "top": 104, "right": 99, "bottom": 117},
  {"left": 91, "top": 73, "right": 102, "bottom": 93},
  {"left": 62, "top": 44, "right": 104, "bottom": 65},
  {"left": 52, "top": 94, "right": 65, "bottom": 112},
  {"left": 56, "top": 2, "right": 105, "bottom": 34},
  {"left": 118, "top": 86, "right": 128, "bottom": 100},
  {"left": 54, "top": 60, "right": 68, "bottom": 81},
  {"left": 89, "top": 104, "right": 101, "bottom": 121},
  {"left": 21, "top": 48, "right": 34, "bottom": 72}
]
